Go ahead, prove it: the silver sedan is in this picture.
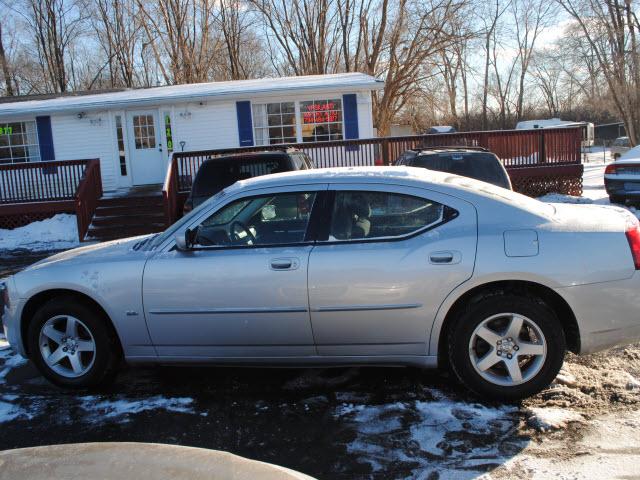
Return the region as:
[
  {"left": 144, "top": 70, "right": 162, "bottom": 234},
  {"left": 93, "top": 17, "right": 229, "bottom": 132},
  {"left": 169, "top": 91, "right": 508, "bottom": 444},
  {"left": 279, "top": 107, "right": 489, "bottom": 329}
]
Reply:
[{"left": 4, "top": 167, "right": 640, "bottom": 400}]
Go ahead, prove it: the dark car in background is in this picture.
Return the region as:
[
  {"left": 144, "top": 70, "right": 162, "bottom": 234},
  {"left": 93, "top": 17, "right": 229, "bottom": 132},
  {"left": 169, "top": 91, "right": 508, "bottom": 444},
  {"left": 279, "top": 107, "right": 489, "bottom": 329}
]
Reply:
[
  {"left": 183, "top": 150, "right": 314, "bottom": 213},
  {"left": 395, "top": 147, "right": 512, "bottom": 190}
]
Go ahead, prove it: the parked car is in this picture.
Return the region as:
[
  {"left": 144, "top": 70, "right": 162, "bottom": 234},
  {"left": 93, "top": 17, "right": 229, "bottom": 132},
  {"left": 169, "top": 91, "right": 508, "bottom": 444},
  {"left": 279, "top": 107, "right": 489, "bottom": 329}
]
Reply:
[
  {"left": 183, "top": 150, "right": 314, "bottom": 213},
  {"left": 4, "top": 167, "right": 640, "bottom": 400},
  {"left": 605, "top": 148, "right": 640, "bottom": 203},
  {"left": 611, "top": 136, "right": 631, "bottom": 159},
  {"left": 395, "top": 147, "right": 512, "bottom": 190},
  {"left": 426, "top": 126, "right": 456, "bottom": 134}
]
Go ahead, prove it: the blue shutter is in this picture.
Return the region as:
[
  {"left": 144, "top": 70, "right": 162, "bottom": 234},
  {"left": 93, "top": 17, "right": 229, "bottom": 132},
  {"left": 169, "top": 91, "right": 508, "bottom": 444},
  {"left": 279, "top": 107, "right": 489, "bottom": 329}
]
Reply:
[
  {"left": 36, "top": 116, "right": 55, "bottom": 161},
  {"left": 342, "top": 94, "right": 359, "bottom": 139},
  {"left": 36, "top": 116, "right": 56, "bottom": 174},
  {"left": 236, "top": 101, "right": 254, "bottom": 146}
]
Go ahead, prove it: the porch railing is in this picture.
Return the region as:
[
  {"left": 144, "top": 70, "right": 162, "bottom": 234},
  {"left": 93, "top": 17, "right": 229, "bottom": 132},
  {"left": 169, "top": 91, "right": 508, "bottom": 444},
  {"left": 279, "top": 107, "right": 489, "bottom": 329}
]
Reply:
[
  {"left": 0, "top": 159, "right": 102, "bottom": 240},
  {"left": 162, "top": 127, "right": 583, "bottom": 225}
]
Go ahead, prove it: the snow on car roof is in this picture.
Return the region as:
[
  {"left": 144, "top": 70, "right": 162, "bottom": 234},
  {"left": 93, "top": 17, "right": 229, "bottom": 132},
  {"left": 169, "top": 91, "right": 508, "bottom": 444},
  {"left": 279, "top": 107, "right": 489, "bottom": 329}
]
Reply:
[
  {"left": 620, "top": 145, "right": 640, "bottom": 161},
  {"left": 0, "top": 73, "right": 383, "bottom": 116}
]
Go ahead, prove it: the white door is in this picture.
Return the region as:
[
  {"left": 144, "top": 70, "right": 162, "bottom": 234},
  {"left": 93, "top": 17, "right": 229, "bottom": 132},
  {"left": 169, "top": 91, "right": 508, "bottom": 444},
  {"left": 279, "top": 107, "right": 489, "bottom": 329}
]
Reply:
[{"left": 126, "top": 110, "right": 163, "bottom": 185}]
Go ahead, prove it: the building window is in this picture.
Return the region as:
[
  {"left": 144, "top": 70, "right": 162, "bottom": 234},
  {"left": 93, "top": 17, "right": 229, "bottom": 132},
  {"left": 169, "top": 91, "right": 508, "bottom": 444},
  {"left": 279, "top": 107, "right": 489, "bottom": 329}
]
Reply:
[
  {"left": 0, "top": 121, "right": 40, "bottom": 164},
  {"left": 132, "top": 114, "right": 156, "bottom": 149},
  {"left": 252, "top": 102, "right": 297, "bottom": 145},
  {"left": 164, "top": 113, "right": 174, "bottom": 153},
  {"left": 301, "top": 98, "right": 343, "bottom": 142},
  {"left": 115, "top": 115, "right": 127, "bottom": 176}
]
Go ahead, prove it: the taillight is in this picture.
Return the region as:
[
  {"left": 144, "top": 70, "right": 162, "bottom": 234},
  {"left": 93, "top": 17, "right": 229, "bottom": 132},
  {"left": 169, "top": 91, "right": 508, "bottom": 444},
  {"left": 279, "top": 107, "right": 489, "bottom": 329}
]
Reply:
[
  {"left": 605, "top": 164, "right": 617, "bottom": 174},
  {"left": 625, "top": 223, "right": 640, "bottom": 269}
]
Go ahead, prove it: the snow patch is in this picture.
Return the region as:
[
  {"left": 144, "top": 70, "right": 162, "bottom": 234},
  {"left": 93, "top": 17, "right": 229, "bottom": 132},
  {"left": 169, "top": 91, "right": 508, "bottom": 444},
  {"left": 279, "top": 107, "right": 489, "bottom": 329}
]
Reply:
[
  {"left": 525, "top": 407, "right": 585, "bottom": 432},
  {"left": 78, "top": 395, "right": 195, "bottom": 423},
  {"left": 537, "top": 193, "right": 593, "bottom": 204},
  {"left": 0, "top": 214, "right": 79, "bottom": 252},
  {"left": 335, "top": 397, "right": 519, "bottom": 474},
  {"left": 0, "top": 349, "right": 27, "bottom": 383}
]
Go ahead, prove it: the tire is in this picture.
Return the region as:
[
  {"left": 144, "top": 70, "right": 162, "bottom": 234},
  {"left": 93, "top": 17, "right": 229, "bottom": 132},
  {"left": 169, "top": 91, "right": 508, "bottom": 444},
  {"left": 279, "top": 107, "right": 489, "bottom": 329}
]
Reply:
[
  {"left": 27, "top": 297, "right": 120, "bottom": 388},
  {"left": 609, "top": 195, "right": 625, "bottom": 204},
  {"left": 448, "top": 293, "right": 565, "bottom": 401}
]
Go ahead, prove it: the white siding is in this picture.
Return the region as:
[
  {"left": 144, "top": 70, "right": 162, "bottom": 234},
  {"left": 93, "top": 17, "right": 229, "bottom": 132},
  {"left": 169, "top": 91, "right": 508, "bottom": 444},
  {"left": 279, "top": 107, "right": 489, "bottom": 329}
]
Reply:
[
  {"left": 51, "top": 112, "right": 118, "bottom": 191},
  {"left": 357, "top": 92, "right": 375, "bottom": 139},
  {"left": 171, "top": 102, "right": 239, "bottom": 153}
]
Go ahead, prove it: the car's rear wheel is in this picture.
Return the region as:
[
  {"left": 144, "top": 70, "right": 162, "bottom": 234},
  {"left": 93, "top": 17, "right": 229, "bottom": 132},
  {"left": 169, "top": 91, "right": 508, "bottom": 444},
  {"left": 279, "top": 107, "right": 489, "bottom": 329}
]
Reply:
[
  {"left": 448, "top": 294, "right": 565, "bottom": 401},
  {"left": 27, "top": 297, "right": 120, "bottom": 388}
]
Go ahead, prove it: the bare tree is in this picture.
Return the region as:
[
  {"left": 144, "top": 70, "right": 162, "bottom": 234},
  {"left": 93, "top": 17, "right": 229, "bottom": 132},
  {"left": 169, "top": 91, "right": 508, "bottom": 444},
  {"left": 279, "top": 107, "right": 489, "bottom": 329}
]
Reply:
[
  {"left": 248, "top": 0, "right": 342, "bottom": 75},
  {"left": 0, "top": 22, "right": 14, "bottom": 95},
  {"left": 557, "top": 0, "right": 640, "bottom": 144},
  {"left": 22, "top": 0, "right": 87, "bottom": 93},
  {"left": 512, "top": 0, "right": 555, "bottom": 121},
  {"left": 136, "top": 0, "right": 222, "bottom": 84},
  {"left": 89, "top": 0, "right": 140, "bottom": 88}
]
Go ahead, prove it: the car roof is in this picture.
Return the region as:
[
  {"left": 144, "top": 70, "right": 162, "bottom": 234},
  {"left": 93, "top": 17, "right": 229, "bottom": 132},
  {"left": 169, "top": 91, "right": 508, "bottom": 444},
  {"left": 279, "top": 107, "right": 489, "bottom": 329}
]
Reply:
[
  {"left": 229, "top": 166, "right": 552, "bottom": 218},
  {"left": 413, "top": 147, "right": 492, "bottom": 155}
]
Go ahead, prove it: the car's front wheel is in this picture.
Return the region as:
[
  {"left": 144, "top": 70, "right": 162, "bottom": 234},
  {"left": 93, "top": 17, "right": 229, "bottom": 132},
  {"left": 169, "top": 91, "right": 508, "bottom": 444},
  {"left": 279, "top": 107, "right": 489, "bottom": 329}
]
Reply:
[
  {"left": 27, "top": 297, "right": 120, "bottom": 388},
  {"left": 448, "top": 294, "right": 565, "bottom": 401}
]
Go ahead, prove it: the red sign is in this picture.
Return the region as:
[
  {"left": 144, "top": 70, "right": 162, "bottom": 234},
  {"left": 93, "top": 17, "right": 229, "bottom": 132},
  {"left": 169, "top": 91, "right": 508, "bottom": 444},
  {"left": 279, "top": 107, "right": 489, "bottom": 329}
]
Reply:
[{"left": 303, "top": 102, "right": 338, "bottom": 124}]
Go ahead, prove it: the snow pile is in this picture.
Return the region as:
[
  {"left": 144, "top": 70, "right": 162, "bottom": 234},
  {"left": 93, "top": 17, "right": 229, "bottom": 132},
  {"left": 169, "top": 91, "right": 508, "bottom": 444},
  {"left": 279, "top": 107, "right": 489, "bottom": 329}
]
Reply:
[
  {"left": 0, "top": 214, "right": 79, "bottom": 252},
  {"left": 525, "top": 407, "right": 584, "bottom": 432},
  {"left": 78, "top": 395, "right": 195, "bottom": 423},
  {"left": 537, "top": 193, "right": 593, "bottom": 204},
  {"left": 334, "top": 396, "right": 519, "bottom": 474}
]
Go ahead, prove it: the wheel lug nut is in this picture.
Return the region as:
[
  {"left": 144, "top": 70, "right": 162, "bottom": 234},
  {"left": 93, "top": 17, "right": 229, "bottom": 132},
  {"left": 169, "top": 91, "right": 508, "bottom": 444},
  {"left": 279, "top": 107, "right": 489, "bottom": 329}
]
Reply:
[
  {"left": 514, "top": 346, "right": 519, "bottom": 351},
  {"left": 62, "top": 347, "right": 68, "bottom": 352},
  {"left": 507, "top": 354, "right": 512, "bottom": 359}
]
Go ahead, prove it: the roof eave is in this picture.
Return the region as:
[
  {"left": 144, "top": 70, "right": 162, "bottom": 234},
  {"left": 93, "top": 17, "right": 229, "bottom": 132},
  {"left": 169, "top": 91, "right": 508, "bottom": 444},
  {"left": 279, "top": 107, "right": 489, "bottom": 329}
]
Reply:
[{"left": 0, "top": 79, "right": 385, "bottom": 118}]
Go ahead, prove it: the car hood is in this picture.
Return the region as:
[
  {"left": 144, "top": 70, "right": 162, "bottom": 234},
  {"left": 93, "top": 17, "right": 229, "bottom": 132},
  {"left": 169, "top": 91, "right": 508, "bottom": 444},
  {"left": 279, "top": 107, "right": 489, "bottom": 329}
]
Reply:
[{"left": 20, "top": 234, "right": 153, "bottom": 273}]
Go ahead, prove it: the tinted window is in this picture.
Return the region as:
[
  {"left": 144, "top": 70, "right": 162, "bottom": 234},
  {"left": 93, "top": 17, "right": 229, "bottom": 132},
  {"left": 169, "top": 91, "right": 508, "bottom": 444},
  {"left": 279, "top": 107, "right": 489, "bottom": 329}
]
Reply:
[
  {"left": 193, "top": 157, "right": 288, "bottom": 197},
  {"left": 327, "top": 191, "right": 447, "bottom": 241},
  {"left": 411, "top": 153, "right": 510, "bottom": 189},
  {"left": 194, "top": 192, "right": 317, "bottom": 247}
]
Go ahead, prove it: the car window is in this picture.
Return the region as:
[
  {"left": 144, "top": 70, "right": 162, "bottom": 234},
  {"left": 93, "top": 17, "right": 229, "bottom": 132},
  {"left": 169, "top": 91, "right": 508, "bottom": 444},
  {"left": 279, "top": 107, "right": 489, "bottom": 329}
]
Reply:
[
  {"left": 193, "top": 191, "right": 317, "bottom": 247},
  {"left": 193, "top": 157, "right": 288, "bottom": 196},
  {"left": 412, "top": 153, "right": 510, "bottom": 189},
  {"left": 327, "top": 191, "right": 448, "bottom": 241},
  {"left": 290, "top": 153, "right": 309, "bottom": 170}
]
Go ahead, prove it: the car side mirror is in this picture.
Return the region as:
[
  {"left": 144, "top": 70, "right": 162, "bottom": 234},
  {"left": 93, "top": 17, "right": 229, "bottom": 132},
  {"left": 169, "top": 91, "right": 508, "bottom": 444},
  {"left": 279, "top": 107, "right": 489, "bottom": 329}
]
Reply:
[
  {"left": 175, "top": 228, "right": 196, "bottom": 251},
  {"left": 175, "top": 233, "right": 189, "bottom": 251}
]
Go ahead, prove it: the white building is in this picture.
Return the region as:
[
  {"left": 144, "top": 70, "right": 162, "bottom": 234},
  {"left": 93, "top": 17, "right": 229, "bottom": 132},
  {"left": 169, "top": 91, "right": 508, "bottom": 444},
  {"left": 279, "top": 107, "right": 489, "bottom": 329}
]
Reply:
[{"left": 0, "top": 73, "right": 383, "bottom": 192}]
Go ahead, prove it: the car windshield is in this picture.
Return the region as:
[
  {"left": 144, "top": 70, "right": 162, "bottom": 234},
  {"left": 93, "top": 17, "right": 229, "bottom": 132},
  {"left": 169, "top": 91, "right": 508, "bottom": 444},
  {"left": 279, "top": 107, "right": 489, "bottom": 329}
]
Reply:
[
  {"left": 413, "top": 152, "right": 510, "bottom": 189},
  {"left": 147, "top": 189, "right": 229, "bottom": 249}
]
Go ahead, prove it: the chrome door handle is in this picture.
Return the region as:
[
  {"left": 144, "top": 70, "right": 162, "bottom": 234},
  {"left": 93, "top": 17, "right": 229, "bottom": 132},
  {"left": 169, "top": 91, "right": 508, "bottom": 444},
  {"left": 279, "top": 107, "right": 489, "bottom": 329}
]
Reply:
[
  {"left": 270, "top": 257, "right": 300, "bottom": 270},
  {"left": 429, "top": 251, "right": 461, "bottom": 265}
]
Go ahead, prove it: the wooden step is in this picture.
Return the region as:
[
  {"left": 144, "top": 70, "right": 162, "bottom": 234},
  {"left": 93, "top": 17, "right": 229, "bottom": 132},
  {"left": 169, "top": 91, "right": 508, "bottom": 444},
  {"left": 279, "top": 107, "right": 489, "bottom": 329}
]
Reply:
[
  {"left": 90, "top": 213, "right": 165, "bottom": 227},
  {"left": 94, "top": 203, "right": 163, "bottom": 216},
  {"left": 85, "top": 224, "right": 165, "bottom": 242},
  {"left": 97, "top": 195, "right": 163, "bottom": 208}
]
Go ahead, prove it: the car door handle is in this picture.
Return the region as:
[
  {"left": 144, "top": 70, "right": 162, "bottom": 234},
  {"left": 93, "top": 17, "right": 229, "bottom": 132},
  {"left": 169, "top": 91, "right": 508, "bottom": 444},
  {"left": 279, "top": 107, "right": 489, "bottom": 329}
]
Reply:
[
  {"left": 429, "top": 251, "right": 461, "bottom": 265},
  {"left": 270, "top": 257, "right": 300, "bottom": 271}
]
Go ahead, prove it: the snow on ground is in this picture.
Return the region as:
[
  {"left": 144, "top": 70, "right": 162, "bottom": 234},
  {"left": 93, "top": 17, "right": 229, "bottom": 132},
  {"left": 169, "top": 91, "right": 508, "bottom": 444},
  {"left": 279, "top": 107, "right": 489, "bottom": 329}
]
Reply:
[
  {"left": 335, "top": 396, "right": 520, "bottom": 475},
  {"left": 525, "top": 407, "right": 584, "bottom": 432},
  {"left": 78, "top": 395, "right": 196, "bottom": 423},
  {"left": 0, "top": 214, "right": 79, "bottom": 252}
]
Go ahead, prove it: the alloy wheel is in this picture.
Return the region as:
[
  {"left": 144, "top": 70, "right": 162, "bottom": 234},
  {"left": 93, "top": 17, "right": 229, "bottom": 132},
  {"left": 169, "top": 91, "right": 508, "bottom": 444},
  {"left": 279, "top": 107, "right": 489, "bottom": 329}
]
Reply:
[
  {"left": 468, "top": 312, "right": 547, "bottom": 387},
  {"left": 38, "top": 315, "right": 96, "bottom": 378}
]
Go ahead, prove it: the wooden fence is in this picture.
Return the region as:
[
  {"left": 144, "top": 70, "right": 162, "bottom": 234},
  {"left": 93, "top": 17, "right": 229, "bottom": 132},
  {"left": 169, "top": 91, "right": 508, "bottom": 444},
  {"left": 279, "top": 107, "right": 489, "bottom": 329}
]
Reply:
[
  {"left": 163, "top": 127, "right": 584, "bottom": 225},
  {"left": 0, "top": 159, "right": 102, "bottom": 240}
]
